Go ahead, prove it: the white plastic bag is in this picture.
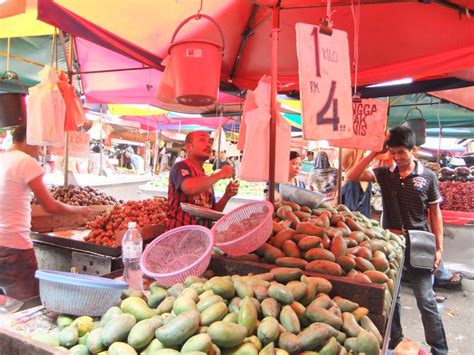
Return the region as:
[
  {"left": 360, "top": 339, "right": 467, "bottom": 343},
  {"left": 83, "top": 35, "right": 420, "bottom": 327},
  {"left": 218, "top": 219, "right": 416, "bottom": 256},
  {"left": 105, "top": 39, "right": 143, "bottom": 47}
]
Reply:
[
  {"left": 240, "top": 76, "right": 291, "bottom": 183},
  {"left": 27, "top": 66, "right": 66, "bottom": 146},
  {"left": 156, "top": 55, "right": 177, "bottom": 104}
]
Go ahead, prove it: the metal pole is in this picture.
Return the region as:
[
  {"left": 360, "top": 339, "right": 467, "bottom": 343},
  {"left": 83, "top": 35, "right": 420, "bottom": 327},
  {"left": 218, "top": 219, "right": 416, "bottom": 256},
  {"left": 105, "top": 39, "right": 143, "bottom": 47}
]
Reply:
[
  {"left": 268, "top": 5, "right": 280, "bottom": 204},
  {"left": 152, "top": 130, "right": 159, "bottom": 175},
  {"left": 216, "top": 110, "right": 223, "bottom": 169},
  {"left": 337, "top": 148, "right": 342, "bottom": 205},
  {"left": 63, "top": 132, "right": 69, "bottom": 186},
  {"left": 62, "top": 33, "right": 74, "bottom": 187}
]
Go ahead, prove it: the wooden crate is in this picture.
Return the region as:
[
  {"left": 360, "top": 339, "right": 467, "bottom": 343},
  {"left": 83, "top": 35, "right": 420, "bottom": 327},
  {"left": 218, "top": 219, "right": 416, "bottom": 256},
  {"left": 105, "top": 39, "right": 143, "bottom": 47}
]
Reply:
[
  {"left": 31, "top": 205, "right": 111, "bottom": 233},
  {"left": 0, "top": 327, "right": 67, "bottom": 355},
  {"left": 209, "top": 255, "right": 389, "bottom": 334}
]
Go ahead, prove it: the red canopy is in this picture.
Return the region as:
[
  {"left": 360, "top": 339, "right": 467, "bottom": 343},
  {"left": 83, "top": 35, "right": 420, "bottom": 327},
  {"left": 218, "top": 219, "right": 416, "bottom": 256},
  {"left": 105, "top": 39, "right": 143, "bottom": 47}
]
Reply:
[{"left": 38, "top": 0, "right": 474, "bottom": 96}]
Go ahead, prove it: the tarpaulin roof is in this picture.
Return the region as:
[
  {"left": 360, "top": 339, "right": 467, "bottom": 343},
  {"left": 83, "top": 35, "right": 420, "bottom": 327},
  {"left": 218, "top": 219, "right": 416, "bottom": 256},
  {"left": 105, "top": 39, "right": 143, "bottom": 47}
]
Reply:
[
  {"left": 122, "top": 114, "right": 239, "bottom": 131},
  {"left": 36, "top": 0, "right": 474, "bottom": 96}
]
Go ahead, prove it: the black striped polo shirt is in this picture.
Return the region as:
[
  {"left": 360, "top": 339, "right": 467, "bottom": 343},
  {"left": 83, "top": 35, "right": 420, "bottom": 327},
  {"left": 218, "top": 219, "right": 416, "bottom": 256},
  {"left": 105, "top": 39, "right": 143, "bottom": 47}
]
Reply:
[
  {"left": 166, "top": 160, "right": 215, "bottom": 231},
  {"left": 371, "top": 161, "right": 442, "bottom": 231}
]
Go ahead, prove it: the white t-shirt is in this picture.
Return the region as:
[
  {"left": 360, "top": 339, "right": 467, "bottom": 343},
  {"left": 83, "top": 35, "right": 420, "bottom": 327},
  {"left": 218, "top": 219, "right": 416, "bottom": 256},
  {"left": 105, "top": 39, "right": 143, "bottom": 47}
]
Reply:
[{"left": 0, "top": 151, "right": 44, "bottom": 249}]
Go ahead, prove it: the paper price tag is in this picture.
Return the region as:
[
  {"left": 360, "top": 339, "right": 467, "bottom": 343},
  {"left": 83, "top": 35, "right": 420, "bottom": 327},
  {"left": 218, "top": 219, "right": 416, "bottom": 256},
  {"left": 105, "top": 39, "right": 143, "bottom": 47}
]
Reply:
[
  {"left": 328, "top": 99, "right": 388, "bottom": 151},
  {"left": 296, "top": 23, "right": 353, "bottom": 140},
  {"left": 53, "top": 131, "right": 90, "bottom": 159}
]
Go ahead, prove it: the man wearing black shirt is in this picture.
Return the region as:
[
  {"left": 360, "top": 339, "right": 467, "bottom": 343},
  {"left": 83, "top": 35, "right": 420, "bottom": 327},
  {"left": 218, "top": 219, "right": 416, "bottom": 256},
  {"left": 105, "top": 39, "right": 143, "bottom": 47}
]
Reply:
[{"left": 347, "top": 126, "right": 447, "bottom": 355}]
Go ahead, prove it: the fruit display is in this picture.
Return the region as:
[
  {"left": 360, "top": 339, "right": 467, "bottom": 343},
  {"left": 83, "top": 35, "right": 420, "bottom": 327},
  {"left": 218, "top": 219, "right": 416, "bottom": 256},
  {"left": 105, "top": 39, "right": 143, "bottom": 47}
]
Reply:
[
  {"left": 34, "top": 270, "right": 383, "bottom": 354},
  {"left": 147, "top": 176, "right": 265, "bottom": 198},
  {"left": 244, "top": 201, "right": 404, "bottom": 293},
  {"left": 438, "top": 166, "right": 474, "bottom": 182},
  {"left": 85, "top": 197, "right": 168, "bottom": 247},
  {"left": 439, "top": 181, "right": 474, "bottom": 212},
  {"left": 32, "top": 185, "right": 120, "bottom": 206}
]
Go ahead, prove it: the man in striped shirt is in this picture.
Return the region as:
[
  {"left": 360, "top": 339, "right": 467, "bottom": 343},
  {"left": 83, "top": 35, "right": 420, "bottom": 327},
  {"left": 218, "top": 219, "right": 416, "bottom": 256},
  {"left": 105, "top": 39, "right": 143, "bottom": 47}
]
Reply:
[
  {"left": 347, "top": 126, "right": 447, "bottom": 355},
  {"left": 166, "top": 131, "right": 239, "bottom": 230}
]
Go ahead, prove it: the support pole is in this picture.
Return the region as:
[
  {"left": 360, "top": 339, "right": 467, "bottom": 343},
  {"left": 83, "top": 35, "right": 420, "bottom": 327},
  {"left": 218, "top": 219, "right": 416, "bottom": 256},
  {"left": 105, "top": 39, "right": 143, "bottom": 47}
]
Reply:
[
  {"left": 63, "top": 132, "right": 69, "bottom": 186},
  {"left": 99, "top": 106, "right": 104, "bottom": 175},
  {"left": 152, "top": 130, "right": 159, "bottom": 175},
  {"left": 268, "top": 5, "right": 280, "bottom": 204},
  {"left": 216, "top": 109, "right": 223, "bottom": 170},
  {"left": 62, "top": 32, "right": 74, "bottom": 187},
  {"left": 337, "top": 148, "right": 342, "bottom": 205}
]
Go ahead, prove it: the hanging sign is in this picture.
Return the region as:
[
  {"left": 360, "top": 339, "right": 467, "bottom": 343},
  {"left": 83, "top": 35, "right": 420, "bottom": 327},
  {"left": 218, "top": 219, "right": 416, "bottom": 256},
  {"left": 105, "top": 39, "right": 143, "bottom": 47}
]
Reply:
[
  {"left": 53, "top": 131, "right": 90, "bottom": 159},
  {"left": 328, "top": 99, "right": 388, "bottom": 151},
  {"left": 296, "top": 23, "right": 353, "bottom": 140}
]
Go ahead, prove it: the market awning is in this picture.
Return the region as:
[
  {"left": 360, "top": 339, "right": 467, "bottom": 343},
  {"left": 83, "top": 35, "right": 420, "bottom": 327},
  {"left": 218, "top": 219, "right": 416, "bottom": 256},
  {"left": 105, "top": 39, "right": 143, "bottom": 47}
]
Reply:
[{"left": 36, "top": 0, "right": 474, "bottom": 94}]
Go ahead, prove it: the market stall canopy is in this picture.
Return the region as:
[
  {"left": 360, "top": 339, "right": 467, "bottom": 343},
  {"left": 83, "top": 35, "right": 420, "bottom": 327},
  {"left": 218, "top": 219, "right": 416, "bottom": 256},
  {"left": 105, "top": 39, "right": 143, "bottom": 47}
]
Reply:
[
  {"left": 0, "top": 36, "right": 67, "bottom": 88},
  {"left": 122, "top": 114, "right": 239, "bottom": 131},
  {"left": 388, "top": 94, "right": 474, "bottom": 131},
  {"left": 36, "top": 0, "right": 474, "bottom": 98},
  {"left": 0, "top": 0, "right": 54, "bottom": 37},
  {"left": 428, "top": 86, "right": 474, "bottom": 110}
]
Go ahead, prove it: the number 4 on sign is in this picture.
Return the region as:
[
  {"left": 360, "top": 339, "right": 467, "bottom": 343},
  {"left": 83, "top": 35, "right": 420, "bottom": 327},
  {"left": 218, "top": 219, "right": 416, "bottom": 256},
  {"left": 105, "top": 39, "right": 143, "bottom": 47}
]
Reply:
[{"left": 316, "top": 80, "right": 339, "bottom": 131}]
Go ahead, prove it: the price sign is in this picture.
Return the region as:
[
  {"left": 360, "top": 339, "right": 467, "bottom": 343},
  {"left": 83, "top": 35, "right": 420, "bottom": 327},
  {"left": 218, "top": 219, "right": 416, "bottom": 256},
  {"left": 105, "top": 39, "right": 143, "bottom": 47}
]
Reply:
[
  {"left": 54, "top": 131, "right": 90, "bottom": 159},
  {"left": 328, "top": 99, "right": 388, "bottom": 151},
  {"left": 296, "top": 23, "right": 353, "bottom": 140}
]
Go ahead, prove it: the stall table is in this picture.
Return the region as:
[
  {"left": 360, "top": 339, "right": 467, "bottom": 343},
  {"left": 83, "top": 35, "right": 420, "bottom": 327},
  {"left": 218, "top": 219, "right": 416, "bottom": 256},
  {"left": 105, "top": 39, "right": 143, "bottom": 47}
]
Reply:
[{"left": 32, "top": 224, "right": 165, "bottom": 276}]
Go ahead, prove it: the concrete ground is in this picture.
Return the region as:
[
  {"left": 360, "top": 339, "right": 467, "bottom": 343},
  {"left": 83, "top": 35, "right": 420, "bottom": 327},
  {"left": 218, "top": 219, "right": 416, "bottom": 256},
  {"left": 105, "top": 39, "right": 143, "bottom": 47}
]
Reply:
[{"left": 398, "top": 224, "right": 474, "bottom": 354}]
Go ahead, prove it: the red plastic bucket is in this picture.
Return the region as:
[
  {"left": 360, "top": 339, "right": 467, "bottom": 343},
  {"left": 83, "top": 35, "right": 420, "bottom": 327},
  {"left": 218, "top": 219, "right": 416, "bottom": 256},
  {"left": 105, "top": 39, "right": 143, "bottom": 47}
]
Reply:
[
  {"left": 168, "top": 14, "right": 225, "bottom": 107},
  {"left": 169, "top": 40, "right": 222, "bottom": 106}
]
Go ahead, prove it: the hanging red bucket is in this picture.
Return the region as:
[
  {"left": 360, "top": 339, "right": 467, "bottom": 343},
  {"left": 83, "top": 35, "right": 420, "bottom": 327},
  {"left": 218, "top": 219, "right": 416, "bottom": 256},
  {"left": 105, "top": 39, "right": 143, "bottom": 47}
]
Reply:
[{"left": 168, "top": 14, "right": 225, "bottom": 106}]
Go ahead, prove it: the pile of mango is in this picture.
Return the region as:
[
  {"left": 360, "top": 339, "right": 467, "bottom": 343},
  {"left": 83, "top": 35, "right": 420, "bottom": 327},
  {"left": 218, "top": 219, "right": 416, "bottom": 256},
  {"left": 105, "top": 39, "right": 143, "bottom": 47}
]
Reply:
[
  {"left": 33, "top": 269, "right": 383, "bottom": 355},
  {"left": 244, "top": 201, "right": 404, "bottom": 294}
]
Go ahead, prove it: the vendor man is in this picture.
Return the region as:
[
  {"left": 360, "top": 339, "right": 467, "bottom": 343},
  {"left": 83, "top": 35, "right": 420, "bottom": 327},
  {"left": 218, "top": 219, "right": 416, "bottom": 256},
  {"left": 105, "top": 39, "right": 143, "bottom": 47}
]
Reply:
[{"left": 166, "top": 131, "right": 239, "bottom": 230}]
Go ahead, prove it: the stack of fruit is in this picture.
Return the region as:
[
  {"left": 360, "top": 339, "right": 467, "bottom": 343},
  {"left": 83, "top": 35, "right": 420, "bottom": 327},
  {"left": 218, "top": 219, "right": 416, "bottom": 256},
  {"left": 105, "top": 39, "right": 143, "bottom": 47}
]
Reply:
[
  {"left": 85, "top": 197, "right": 168, "bottom": 247},
  {"left": 34, "top": 269, "right": 383, "bottom": 354},
  {"left": 239, "top": 201, "right": 404, "bottom": 298},
  {"left": 32, "top": 185, "right": 120, "bottom": 206}
]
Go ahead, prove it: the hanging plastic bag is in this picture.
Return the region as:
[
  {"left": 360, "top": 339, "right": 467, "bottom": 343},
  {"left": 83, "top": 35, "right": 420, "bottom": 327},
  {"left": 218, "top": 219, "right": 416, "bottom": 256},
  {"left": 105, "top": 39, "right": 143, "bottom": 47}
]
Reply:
[
  {"left": 237, "top": 90, "right": 257, "bottom": 151},
  {"left": 27, "top": 65, "right": 66, "bottom": 146},
  {"left": 156, "top": 55, "right": 177, "bottom": 104},
  {"left": 240, "top": 75, "right": 291, "bottom": 183},
  {"left": 308, "top": 151, "right": 338, "bottom": 198},
  {"left": 57, "top": 71, "right": 86, "bottom": 131}
]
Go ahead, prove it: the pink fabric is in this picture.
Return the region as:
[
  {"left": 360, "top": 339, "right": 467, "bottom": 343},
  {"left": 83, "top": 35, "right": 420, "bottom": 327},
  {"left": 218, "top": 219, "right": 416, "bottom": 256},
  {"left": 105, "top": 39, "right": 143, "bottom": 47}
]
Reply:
[
  {"left": 38, "top": 0, "right": 474, "bottom": 94},
  {"left": 123, "top": 115, "right": 235, "bottom": 130}
]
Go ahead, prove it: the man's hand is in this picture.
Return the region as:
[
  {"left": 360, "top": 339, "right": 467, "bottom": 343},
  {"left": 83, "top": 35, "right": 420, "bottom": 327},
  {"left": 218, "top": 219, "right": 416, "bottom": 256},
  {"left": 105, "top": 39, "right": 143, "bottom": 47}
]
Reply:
[
  {"left": 217, "top": 165, "right": 234, "bottom": 179},
  {"left": 434, "top": 250, "right": 442, "bottom": 272},
  {"left": 377, "top": 132, "right": 391, "bottom": 154},
  {"left": 224, "top": 180, "right": 239, "bottom": 198}
]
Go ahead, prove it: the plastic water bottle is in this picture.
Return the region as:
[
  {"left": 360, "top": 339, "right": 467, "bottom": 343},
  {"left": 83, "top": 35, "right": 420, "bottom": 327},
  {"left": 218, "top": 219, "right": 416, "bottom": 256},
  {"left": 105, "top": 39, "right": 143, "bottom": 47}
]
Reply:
[{"left": 122, "top": 222, "right": 143, "bottom": 290}]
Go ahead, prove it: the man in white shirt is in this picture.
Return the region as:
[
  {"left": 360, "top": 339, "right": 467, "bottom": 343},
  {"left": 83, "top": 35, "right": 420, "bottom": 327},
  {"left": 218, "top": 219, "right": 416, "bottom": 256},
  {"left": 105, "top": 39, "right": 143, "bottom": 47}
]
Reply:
[{"left": 0, "top": 125, "right": 89, "bottom": 300}]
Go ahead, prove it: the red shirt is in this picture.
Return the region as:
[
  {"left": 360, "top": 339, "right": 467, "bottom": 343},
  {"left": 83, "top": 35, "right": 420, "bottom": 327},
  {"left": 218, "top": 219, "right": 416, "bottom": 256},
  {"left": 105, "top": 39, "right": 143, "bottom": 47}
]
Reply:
[{"left": 166, "top": 160, "right": 215, "bottom": 230}]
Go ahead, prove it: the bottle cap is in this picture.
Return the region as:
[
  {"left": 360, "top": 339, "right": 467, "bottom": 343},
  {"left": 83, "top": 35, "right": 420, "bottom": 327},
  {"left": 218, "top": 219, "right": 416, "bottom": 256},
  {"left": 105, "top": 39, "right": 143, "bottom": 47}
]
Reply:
[{"left": 128, "top": 221, "right": 137, "bottom": 229}]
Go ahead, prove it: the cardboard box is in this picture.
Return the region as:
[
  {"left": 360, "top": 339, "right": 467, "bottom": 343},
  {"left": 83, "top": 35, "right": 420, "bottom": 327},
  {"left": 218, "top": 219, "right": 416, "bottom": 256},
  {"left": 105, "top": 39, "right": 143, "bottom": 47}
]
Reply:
[{"left": 31, "top": 205, "right": 112, "bottom": 233}]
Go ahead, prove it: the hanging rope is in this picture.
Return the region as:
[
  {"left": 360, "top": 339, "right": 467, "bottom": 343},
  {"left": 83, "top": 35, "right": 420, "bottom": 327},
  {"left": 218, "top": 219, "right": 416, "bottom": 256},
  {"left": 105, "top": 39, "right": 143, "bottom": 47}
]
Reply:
[
  {"left": 322, "top": 0, "right": 336, "bottom": 29},
  {"left": 197, "top": 0, "right": 204, "bottom": 18},
  {"left": 6, "top": 38, "right": 11, "bottom": 72},
  {"left": 50, "top": 29, "right": 57, "bottom": 67},
  {"left": 350, "top": 0, "right": 361, "bottom": 96}
]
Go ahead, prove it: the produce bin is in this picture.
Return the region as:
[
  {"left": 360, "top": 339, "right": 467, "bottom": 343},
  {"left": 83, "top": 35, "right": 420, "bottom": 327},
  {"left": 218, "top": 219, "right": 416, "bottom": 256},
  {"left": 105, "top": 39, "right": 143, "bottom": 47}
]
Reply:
[
  {"left": 209, "top": 255, "right": 401, "bottom": 338},
  {"left": 31, "top": 205, "right": 112, "bottom": 233},
  {"left": 1, "top": 253, "right": 399, "bottom": 354}
]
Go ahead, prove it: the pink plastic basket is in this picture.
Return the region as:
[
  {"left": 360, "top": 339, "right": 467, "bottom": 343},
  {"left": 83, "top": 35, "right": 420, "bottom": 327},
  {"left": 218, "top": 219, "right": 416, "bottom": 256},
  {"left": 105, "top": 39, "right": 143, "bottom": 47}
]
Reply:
[
  {"left": 140, "top": 225, "right": 214, "bottom": 286},
  {"left": 211, "top": 201, "right": 274, "bottom": 256}
]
